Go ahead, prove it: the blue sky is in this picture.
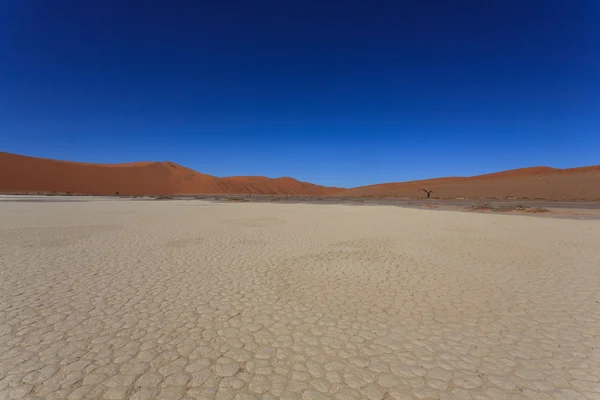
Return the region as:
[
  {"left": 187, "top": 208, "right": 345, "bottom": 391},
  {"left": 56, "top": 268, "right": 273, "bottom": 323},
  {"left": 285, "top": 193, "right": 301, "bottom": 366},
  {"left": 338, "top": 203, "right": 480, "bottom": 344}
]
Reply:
[{"left": 1, "top": 1, "right": 598, "bottom": 188}]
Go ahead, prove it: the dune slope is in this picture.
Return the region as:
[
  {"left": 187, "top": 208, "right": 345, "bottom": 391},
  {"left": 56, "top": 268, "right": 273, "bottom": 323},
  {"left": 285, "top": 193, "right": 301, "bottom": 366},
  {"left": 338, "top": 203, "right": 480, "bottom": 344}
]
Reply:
[
  {"left": 0, "top": 152, "right": 342, "bottom": 196},
  {"left": 2, "top": 151, "right": 599, "bottom": 199},
  {"left": 341, "top": 166, "right": 600, "bottom": 200}
]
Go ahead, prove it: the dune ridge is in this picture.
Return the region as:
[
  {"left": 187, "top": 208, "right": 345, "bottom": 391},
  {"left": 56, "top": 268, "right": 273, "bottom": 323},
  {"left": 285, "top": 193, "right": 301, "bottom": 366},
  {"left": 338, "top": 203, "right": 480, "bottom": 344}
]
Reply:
[
  {"left": 1, "top": 151, "right": 599, "bottom": 200},
  {"left": 342, "top": 165, "right": 600, "bottom": 200},
  {"left": 0, "top": 152, "right": 342, "bottom": 196}
]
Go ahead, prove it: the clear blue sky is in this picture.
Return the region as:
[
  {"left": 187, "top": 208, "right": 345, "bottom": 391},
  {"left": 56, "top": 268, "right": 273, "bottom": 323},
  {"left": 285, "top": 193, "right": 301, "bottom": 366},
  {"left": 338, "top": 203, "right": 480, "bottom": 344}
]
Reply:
[{"left": 1, "top": 1, "right": 598, "bottom": 188}]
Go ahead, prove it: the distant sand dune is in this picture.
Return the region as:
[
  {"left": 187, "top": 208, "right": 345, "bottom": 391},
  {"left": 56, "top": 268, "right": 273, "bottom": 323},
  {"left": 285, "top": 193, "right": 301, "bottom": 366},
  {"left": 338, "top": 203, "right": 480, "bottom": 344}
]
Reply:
[
  {"left": 1, "top": 151, "right": 599, "bottom": 199},
  {"left": 341, "top": 165, "right": 600, "bottom": 200},
  {"left": 0, "top": 152, "right": 342, "bottom": 196}
]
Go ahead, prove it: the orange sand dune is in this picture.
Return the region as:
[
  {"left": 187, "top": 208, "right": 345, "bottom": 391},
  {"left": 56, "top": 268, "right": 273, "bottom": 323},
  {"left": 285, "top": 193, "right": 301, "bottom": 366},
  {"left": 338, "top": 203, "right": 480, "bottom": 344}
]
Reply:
[
  {"left": 2, "top": 152, "right": 599, "bottom": 200},
  {"left": 340, "top": 166, "right": 600, "bottom": 200},
  {"left": 0, "top": 152, "right": 342, "bottom": 196}
]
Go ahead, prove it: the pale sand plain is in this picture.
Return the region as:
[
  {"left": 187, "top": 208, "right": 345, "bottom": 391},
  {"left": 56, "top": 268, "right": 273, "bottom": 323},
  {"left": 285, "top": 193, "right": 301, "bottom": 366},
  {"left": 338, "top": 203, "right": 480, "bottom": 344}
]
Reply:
[{"left": 0, "top": 197, "right": 599, "bottom": 400}]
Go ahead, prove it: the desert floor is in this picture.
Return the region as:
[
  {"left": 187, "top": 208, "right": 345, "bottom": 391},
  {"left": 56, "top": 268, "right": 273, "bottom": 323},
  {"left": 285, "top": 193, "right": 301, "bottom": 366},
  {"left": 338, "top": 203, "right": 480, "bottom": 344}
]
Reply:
[{"left": 1, "top": 197, "right": 599, "bottom": 400}]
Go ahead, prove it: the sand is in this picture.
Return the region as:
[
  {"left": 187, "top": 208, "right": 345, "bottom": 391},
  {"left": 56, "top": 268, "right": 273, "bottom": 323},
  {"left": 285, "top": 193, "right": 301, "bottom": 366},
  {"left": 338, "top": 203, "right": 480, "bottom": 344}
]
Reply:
[
  {"left": 1, "top": 197, "right": 599, "bottom": 400},
  {"left": 342, "top": 166, "right": 600, "bottom": 201},
  {"left": 0, "top": 152, "right": 342, "bottom": 196},
  {"left": 4, "top": 151, "right": 600, "bottom": 200}
]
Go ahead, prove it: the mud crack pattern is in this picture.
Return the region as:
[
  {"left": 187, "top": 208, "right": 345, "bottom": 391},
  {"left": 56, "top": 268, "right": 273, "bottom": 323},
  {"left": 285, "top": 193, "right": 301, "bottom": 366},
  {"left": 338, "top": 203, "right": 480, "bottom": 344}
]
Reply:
[{"left": 1, "top": 199, "right": 599, "bottom": 400}]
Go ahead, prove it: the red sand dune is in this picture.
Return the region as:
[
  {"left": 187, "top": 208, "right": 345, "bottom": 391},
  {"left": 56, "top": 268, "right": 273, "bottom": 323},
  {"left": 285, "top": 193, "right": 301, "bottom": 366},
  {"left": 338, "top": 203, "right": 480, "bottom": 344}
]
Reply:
[
  {"left": 0, "top": 152, "right": 343, "bottom": 196},
  {"left": 340, "top": 165, "right": 600, "bottom": 201},
  {"left": 2, "top": 151, "right": 599, "bottom": 200}
]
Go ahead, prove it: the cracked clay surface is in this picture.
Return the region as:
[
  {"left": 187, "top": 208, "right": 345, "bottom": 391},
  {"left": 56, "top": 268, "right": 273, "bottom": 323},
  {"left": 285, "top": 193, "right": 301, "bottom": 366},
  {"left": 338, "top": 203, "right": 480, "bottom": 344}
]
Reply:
[{"left": 1, "top": 199, "right": 599, "bottom": 399}]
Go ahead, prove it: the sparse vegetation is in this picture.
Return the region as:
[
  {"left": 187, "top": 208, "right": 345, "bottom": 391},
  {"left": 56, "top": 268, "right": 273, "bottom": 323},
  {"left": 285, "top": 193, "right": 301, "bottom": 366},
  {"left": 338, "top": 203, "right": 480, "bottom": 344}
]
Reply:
[
  {"left": 468, "top": 203, "right": 494, "bottom": 211},
  {"left": 154, "top": 195, "right": 174, "bottom": 200},
  {"left": 468, "top": 203, "right": 550, "bottom": 214},
  {"left": 528, "top": 207, "right": 550, "bottom": 213},
  {"left": 493, "top": 204, "right": 527, "bottom": 212}
]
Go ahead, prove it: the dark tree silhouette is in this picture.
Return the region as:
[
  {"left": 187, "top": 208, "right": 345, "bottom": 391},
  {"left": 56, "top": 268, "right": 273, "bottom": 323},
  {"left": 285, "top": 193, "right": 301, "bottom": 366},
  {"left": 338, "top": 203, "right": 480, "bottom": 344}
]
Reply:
[{"left": 420, "top": 189, "right": 433, "bottom": 198}]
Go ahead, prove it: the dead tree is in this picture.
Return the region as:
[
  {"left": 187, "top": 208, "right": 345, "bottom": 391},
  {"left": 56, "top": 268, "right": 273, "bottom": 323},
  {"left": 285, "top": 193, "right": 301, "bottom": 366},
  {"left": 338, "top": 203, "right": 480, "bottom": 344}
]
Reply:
[{"left": 420, "top": 189, "right": 433, "bottom": 199}]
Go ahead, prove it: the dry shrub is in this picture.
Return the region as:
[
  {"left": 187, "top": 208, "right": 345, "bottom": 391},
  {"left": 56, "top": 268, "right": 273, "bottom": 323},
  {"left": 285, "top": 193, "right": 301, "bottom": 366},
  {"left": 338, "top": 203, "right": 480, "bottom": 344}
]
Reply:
[
  {"left": 468, "top": 203, "right": 550, "bottom": 214},
  {"left": 469, "top": 203, "right": 494, "bottom": 211},
  {"left": 527, "top": 207, "right": 550, "bottom": 213},
  {"left": 493, "top": 204, "right": 527, "bottom": 212}
]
